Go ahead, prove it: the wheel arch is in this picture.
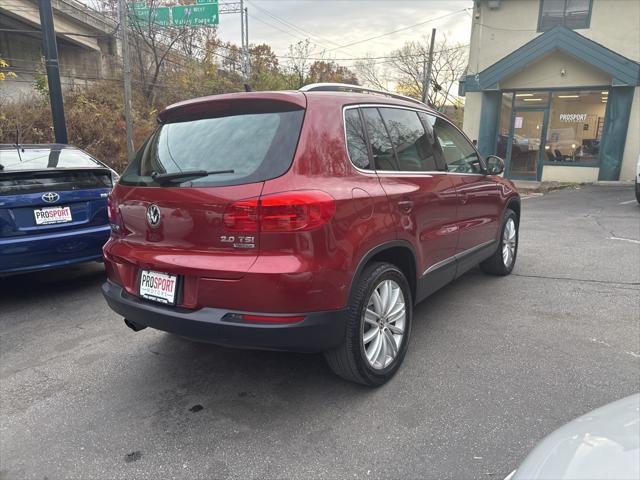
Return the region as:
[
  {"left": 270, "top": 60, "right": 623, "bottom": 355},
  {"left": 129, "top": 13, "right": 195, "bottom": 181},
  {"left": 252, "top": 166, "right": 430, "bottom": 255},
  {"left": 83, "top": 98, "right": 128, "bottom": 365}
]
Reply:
[
  {"left": 349, "top": 241, "right": 418, "bottom": 305},
  {"left": 506, "top": 196, "right": 521, "bottom": 224}
]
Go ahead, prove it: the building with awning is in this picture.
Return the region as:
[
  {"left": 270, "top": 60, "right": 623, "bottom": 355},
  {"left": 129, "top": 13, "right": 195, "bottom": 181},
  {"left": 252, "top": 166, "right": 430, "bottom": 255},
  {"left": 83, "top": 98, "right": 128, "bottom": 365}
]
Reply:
[{"left": 459, "top": 0, "right": 640, "bottom": 182}]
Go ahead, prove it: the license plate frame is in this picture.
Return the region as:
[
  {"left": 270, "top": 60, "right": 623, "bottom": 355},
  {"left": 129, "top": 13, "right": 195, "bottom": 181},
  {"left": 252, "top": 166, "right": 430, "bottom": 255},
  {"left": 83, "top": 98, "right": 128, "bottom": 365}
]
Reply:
[
  {"left": 139, "top": 270, "right": 178, "bottom": 305},
  {"left": 33, "top": 206, "right": 72, "bottom": 225}
]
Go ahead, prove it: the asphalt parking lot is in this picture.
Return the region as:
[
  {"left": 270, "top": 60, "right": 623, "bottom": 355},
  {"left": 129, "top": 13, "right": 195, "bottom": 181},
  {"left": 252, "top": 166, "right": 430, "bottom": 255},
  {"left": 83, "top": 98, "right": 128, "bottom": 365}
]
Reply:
[{"left": 1, "top": 184, "right": 639, "bottom": 480}]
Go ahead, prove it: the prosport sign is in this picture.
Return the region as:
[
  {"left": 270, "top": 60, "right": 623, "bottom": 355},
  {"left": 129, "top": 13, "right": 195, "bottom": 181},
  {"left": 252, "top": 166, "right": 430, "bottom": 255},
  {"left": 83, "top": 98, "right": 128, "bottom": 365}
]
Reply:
[
  {"left": 559, "top": 113, "right": 588, "bottom": 123},
  {"left": 139, "top": 270, "right": 177, "bottom": 304}
]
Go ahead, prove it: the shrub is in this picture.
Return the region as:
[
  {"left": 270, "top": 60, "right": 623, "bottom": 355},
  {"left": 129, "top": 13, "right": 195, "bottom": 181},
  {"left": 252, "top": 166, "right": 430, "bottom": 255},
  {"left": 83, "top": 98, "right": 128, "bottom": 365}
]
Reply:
[{"left": 0, "top": 81, "right": 157, "bottom": 173}]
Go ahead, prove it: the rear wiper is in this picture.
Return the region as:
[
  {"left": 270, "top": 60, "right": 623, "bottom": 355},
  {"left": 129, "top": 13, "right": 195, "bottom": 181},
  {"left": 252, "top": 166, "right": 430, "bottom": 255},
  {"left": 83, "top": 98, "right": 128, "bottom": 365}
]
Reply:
[{"left": 151, "top": 169, "right": 234, "bottom": 185}]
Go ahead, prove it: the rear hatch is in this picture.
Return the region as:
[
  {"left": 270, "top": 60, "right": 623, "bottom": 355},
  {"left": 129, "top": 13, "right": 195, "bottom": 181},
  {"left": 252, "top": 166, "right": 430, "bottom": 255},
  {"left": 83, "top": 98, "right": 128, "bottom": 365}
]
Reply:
[
  {"left": 0, "top": 146, "right": 114, "bottom": 239},
  {"left": 110, "top": 93, "right": 306, "bottom": 279}
]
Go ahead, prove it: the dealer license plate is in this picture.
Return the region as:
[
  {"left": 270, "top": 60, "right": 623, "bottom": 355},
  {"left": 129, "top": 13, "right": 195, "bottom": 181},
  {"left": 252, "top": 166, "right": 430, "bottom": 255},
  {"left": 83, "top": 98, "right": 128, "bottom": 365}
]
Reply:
[
  {"left": 139, "top": 270, "right": 178, "bottom": 305},
  {"left": 34, "top": 206, "right": 72, "bottom": 225}
]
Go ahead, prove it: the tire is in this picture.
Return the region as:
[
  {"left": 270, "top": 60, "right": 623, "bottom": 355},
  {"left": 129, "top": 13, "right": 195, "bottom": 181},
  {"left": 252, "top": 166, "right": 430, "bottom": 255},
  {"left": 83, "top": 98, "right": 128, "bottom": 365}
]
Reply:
[
  {"left": 480, "top": 208, "right": 519, "bottom": 276},
  {"left": 635, "top": 182, "right": 640, "bottom": 204},
  {"left": 324, "top": 262, "right": 412, "bottom": 386}
]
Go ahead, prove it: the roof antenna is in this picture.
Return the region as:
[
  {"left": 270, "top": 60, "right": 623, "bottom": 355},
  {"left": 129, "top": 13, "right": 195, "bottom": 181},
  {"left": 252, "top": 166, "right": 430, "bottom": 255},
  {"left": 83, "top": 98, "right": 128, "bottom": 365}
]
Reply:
[{"left": 244, "top": 83, "right": 252, "bottom": 92}]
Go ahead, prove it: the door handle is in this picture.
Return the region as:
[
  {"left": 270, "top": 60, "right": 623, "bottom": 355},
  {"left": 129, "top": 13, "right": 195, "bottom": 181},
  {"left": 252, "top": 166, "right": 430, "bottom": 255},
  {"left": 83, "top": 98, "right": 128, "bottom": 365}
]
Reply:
[{"left": 398, "top": 200, "right": 414, "bottom": 212}]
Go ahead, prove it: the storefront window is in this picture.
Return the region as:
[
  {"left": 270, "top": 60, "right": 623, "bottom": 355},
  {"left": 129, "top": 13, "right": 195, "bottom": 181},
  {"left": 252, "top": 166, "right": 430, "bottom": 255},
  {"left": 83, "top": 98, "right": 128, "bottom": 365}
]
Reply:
[
  {"left": 496, "top": 93, "right": 513, "bottom": 158},
  {"left": 546, "top": 90, "right": 607, "bottom": 165}
]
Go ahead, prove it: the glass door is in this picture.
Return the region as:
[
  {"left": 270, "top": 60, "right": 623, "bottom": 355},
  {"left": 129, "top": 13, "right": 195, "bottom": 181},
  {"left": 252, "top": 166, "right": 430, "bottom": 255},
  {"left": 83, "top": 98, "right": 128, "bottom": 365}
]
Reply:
[{"left": 506, "top": 109, "right": 546, "bottom": 180}]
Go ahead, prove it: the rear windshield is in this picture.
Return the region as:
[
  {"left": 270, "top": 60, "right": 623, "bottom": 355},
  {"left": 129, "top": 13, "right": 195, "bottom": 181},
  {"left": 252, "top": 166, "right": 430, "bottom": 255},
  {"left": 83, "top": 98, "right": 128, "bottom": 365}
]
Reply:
[
  {"left": 0, "top": 170, "right": 113, "bottom": 196},
  {"left": 120, "top": 109, "right": 305, "bottom": 187},
  {"left": 0, "top": 147, "right": 102, "bottom": 172}
]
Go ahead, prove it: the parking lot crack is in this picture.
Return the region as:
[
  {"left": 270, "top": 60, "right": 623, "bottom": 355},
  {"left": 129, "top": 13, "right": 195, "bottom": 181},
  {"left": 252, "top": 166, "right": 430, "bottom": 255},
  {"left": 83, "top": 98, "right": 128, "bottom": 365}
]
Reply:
[
  {"left": 586, "top": 212, "right": 619, "bottom": 239},
  {"left": 512, "top": 273, "right": 640, "bottom": 287}
]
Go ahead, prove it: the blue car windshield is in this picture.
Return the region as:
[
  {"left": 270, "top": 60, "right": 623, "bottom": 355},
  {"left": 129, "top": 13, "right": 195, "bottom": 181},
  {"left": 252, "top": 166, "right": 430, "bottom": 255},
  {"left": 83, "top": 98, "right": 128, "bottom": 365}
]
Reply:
[{"left": 0, "top": 147, "right": 101, "bottom": 172}]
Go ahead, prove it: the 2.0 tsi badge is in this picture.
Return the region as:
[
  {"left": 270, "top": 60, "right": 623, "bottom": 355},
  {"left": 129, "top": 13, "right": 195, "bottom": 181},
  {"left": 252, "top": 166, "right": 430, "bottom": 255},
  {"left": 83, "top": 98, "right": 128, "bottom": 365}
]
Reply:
[
  {"left": 146, "top": 204, "right": 161, "bottom": 227},
  {"left": 42, "top": 192, "right": 60, "bottom": 203}
]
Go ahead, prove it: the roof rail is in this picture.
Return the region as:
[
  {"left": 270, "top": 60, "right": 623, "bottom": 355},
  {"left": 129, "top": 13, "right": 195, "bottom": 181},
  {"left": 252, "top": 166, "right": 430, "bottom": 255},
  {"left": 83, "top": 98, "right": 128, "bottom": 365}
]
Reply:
[{"left": 299, "top": 83, "right": 426, "bottom": 107}]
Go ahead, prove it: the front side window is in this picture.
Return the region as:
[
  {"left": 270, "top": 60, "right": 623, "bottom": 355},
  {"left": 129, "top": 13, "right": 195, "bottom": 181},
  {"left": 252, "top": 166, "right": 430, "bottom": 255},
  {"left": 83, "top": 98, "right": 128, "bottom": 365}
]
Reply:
[
  {"left": 378, "top": 108, "right": 439, "bottom": 172},
  {"left": 344, "top": 109, "right": 372, "bottom": 170},
  {"left": 539, "top": 0, "right": 591, "bottom": 31},
  {"left": 428, "top": 115, "right": 484, "bottom": 174}
]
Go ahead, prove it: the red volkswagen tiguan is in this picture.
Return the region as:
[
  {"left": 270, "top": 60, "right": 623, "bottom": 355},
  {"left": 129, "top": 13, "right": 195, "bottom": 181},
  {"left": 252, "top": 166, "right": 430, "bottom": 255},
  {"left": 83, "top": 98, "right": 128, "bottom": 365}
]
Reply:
[{"left": 102, "top": 84, "right": 520, "bottom": 386}]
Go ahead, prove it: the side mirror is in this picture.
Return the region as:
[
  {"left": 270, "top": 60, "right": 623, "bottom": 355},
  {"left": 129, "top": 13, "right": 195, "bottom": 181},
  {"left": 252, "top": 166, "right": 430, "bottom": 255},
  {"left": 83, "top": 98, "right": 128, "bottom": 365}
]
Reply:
[{"left": 485, "top": 155, "right": 505, "bottom": 175}]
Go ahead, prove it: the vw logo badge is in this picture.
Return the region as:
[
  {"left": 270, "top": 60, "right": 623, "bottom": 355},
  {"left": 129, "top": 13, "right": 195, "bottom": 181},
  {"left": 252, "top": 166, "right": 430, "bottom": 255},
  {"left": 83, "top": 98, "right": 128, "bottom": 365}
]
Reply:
[
  {"left": 42, "top": 192, "right": 60, "bottom": 203},
  {"left": 147, "top": 204, "right": 161, "bottom": 227}
]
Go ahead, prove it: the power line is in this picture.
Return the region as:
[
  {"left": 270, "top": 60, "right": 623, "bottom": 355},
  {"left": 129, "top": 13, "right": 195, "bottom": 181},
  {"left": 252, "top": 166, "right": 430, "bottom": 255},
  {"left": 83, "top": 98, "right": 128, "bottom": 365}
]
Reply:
[
  {"left": 248, "top": 15, "right": 312, "bottom": 43},
  {"left": 322, "top": 9, "right": 470, "bottom": 52},
  {"left": 273, "top": 44, "right": 469, "bottom": 63},
  {"left": 246, "top": 0, "right": 358, "bottom": 58},
  {"left": 474, "top": 22, "right": 539, "bottom": 32}
]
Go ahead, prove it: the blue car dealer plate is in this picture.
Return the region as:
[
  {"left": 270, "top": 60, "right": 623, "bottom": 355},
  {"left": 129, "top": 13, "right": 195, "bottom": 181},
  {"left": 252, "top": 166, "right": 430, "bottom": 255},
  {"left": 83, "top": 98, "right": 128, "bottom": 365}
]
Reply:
[
  {"left": 33, "top": 206, "right": 72, "bottom": 225},
  {"left": 139, "top": 270, "right": 177, "bottom": 304}
]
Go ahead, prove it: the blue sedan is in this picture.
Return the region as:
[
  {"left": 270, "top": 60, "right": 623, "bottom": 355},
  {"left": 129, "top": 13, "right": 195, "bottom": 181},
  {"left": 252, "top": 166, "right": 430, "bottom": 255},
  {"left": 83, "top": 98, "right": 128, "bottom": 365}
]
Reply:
[{"left": 0, "top": 144, "right": 117, "bottom": 275}]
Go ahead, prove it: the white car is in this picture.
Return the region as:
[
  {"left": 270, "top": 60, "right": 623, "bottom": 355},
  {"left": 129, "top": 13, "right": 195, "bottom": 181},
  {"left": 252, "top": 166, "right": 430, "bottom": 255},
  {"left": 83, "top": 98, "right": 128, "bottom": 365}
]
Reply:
[{"left": 506, "top": 394, "right": 639, "bottom": 480}]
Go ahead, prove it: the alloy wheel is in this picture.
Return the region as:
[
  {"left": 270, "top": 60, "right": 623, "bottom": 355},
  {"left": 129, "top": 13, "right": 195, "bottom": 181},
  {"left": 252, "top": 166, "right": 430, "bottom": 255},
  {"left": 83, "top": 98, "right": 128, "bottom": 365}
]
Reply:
[
  {"left": 502, "top": 217, "right": 517, "bottom": 268},
  {"left": 362, "top": 279, "right": 406, "bottom": 370}
]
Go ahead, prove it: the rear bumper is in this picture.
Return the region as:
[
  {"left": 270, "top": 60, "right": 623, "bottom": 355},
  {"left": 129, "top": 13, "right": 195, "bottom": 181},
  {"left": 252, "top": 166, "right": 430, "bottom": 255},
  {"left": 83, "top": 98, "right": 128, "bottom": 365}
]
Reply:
[
  {"left": 0, "top": 225, "right": 110, "bottom": 274},
  {"left": 102, "top": 281, "right": 348, "bottom": 353}
]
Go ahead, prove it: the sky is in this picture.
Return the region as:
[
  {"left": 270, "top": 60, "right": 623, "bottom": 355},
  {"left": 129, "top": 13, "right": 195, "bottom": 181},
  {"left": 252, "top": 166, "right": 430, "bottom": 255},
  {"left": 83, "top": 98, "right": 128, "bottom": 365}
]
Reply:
[{"left": 216, "top": 0, "right": 474, "bottom": 67}]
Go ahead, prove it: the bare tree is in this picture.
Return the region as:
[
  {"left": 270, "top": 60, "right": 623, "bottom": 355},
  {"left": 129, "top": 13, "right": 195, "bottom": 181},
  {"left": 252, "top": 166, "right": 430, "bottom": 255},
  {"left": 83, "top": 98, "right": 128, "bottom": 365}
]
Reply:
[
  {"left": 355, "top": 36, "right": 467, "bottom": 110},
  {"left": 355, "top": 56, "right": 390, "bottom": 91},
  {"left": 128, "top": 0, "right": 191, "bottom": 106},
  {"left": 175, "top": 25, "right": 218, "bottom": 60},
  {"left": 284, "top": 39, "right": 314, "bottom": 89}
]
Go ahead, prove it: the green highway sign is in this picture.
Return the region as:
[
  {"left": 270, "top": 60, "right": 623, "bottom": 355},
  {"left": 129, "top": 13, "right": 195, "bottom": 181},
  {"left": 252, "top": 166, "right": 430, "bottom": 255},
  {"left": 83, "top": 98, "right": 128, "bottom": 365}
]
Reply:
[
  {"left": 129, "top": 4, "right": 170, "bottom": 26},
  {"left": 128, "top": 1, "right": 218, "bottom": 27},
  {"left": 172, "top": 3, "right": 218, "bottom": 26}
]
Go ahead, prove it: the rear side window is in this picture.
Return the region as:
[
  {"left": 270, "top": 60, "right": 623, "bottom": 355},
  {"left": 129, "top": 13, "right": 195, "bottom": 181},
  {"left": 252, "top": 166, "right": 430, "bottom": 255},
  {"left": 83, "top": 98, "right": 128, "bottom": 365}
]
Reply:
[
  {"left": 120, "top": 109, "right": 304, "bottom": 187},
  {"left": 379, "top": 108, "right": 439, "bottom": 172},
  {"left": 361, "top": 108, "right": 397, "bottom": 171},
  {"left": 344, "top": 109, "right": 372, "bottom": 170}
]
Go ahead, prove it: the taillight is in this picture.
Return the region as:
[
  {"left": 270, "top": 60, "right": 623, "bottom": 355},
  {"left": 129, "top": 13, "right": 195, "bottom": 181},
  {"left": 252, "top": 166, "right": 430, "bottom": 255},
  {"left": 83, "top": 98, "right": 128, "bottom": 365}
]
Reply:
[
  {"left": 223, "top": 200, "right": 259, "bottom": 232},
  {"left": 107, "top": 193, "right": 126, "bottom": 235},
  {"left": 223, "top": 190, "right": 335, "bottom": 233},
  {"left": 261, "top": 191, "right": 336, "bottom": 232}
]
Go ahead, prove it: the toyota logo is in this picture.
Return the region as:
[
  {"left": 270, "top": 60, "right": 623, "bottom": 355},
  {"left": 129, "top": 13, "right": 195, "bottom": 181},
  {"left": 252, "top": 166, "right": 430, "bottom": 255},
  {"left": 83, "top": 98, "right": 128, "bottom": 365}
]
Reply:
[
  {"left": 147, "top": 204, "right": 161, "bottom": 227},
  {"left": 42, "top": 192, "right": 60, "bottom": 203}
]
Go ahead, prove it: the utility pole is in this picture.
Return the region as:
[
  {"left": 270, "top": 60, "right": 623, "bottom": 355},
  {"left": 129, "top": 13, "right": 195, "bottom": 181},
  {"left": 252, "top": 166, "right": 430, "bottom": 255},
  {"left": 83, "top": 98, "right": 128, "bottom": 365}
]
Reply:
[
  {"left": 239, "top": 0, "right": 246, "bottom": 78},
  {"left": 118, "top": 0, "right": 135, "bottom": 161},
  {"left": 38, "top": 0, "right": 68, "bottom": 144},
  {"left": 421, "top": 28, "right": 436, "bottom": 105},
  {"left": 244, "top": 6, "right": 250, "bottom": 77}
]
